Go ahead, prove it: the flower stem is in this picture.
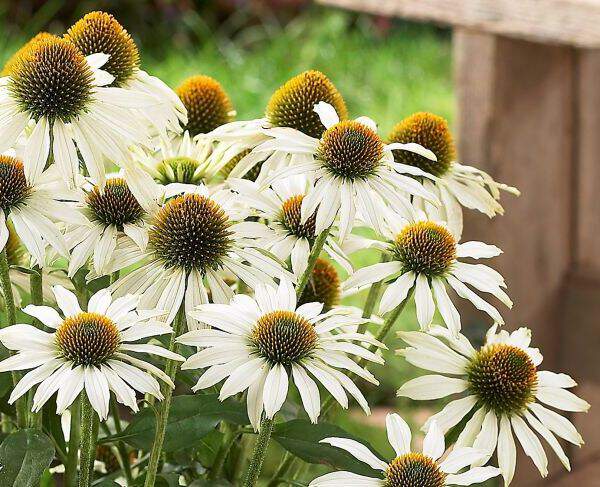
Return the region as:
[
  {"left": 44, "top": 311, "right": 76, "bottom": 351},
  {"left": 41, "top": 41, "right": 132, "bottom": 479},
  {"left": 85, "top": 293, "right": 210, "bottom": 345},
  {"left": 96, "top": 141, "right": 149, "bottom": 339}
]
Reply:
[
  {"left": 0, "top": 248, "right": 27, "bottom": 429},
  {"left": 111, "top": 396, "right": 133, "bottom": 484},
  {"left": 78, "top": 393, "right": 99, "bottom": 487},
  {"left": 321, "top": 286, "right": 415, "bottom": 415},
  {"left": 357, "top": 254, "right": 389, "bottom": 334},
  {"left": 295, "top": 227, "right": 330, "bottom": 297},
  {"left": 65, "top": 397, "right": 81, "bottom": 487},
  {"left": 144, "top": 304, "right": 186, "bottom": 487},
  {"left": 243, "top": 417, "right": 274, "bottom": 487},
  {"left": 28, "top": 265, "right": 44, "bottom": 428}
]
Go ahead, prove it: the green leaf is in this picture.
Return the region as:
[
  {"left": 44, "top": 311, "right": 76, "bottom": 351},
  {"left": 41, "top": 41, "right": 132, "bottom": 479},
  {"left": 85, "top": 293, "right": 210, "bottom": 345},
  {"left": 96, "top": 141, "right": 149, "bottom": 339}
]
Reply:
[
  {"left": 102, "top": 393, "right": 248, "bottom": 452},
  {"left": 94, "top": 481, "right": 121, "bottom": 487},
  {"left": 0, "top": 429, "right": 55, "bottom": 487},
  {"left": 271, "top": 420, "right": 383, "bottom": 477}
]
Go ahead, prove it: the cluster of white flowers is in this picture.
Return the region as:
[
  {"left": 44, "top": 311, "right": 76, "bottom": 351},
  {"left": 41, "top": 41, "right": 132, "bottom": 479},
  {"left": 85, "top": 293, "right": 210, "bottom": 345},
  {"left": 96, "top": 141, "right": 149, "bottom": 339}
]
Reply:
[{"left": 0, "top": 11, "right": 589, "bottom": 487}]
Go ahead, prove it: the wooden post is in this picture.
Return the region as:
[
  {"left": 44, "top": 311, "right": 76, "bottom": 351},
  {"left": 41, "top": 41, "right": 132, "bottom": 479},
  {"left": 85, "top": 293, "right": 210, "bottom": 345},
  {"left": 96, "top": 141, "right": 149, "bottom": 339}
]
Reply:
[{"left": 318, "top": 0, "right": 600, "bottom": 482}]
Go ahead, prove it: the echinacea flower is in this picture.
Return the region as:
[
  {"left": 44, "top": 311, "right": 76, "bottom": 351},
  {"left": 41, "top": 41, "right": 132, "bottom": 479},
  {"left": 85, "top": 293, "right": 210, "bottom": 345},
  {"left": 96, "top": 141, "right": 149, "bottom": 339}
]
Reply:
[
  {"left": 254, "top": 102, "right": 438, "bottom": 240},
  {"left": 65, "top": 11, "right": 186, "bottom": 137},
  {"left": 130, "top": 131, "right": 216, "bottom": 186},
  {"left": 0, "top": 155, "right": 84, "bottom": 266},
  {"left": 397, "top": 326, "right": 590, "bottom": 485},
  {"left": 309, "top": 413, "right": 500, "bottom": 486},
  {"left": 389, "top": 112, "right": 519, "bottom": 237},
  {"left": 343, "top": 208, "right": 510, "bottom": 334},
  {"left": 0, "top": 286, "right": 184, "bottom": 420},
  {"left": 107, "top": 174, "right": 290, "bottom": 328},
  {"left": 176, "top": 75, "right": 235, "bottom": 137},
  {"left": 204, "top": 70, "right": 348, "bottom": 182},
  {"left": 1, "top": 32, "right": 55, "bottom": 77},
  {"left": 0, "top": 35, "right": 156, "bottom": 187},
  {"left": 230, "top": 175, "right": 352, "bottom": 278},
  {"left": 177, "top": 278, "right": 384, "bottom": 430},
  {"left": 298, "top": 257, "right": 341, "bottom": 311},
  {"left": 65, "top": 175, "right": 149, "bottom": 277}
]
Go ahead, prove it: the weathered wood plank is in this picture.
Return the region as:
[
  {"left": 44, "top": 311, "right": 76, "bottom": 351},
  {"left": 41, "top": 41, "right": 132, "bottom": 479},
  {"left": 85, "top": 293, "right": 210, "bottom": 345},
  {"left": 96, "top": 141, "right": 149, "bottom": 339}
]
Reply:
[{"left": 319, "top": 0, "right": 600, "bottom": 48}]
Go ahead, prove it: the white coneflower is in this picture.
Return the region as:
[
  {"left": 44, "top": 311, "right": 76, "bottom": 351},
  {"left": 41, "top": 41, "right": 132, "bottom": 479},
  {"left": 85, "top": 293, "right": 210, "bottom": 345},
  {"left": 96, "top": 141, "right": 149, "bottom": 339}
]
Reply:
[
  {"left": 0, "top": 35, "right": 158, "bottom": 188},
  {"left": 343, "top": 208, "right": 510, "bottom": 334},
  {"left": 66, "top": 175, "right": 149, "bottom": 277},
  {"left": 252, "top": 102, "right": 438, "bottom": 240},
  {"left": 65, "top": 11, "right": 186, "bottom": 136},
  {"left": 177, "top": 278, "right": 383, "bottom": 430},
  {"left": 388, "top": 112, "right": 519, "bottom": 237},
  {"left": 129, "top": 132, "right": 216, "bottom": 186},
  {"left": 0, "top": 155, "right": 84, "bottom": 266},
  {"left": 397, "top": 326, "right": 590, "bottom": 485},
  {"left": 0, "top": 286, "right": 184, "bottom": 420},
  {"left": 107, "top": 174, "right": 290, "bottom": 327},
  {"left": 230, "top": 175, "right": 352, "bottom": 278},
  {"left": 204, "top": 70, "right": 348, "bottom": 183},
  {"left": 309, "top": 414, "right": 500, "bottom": 486}
]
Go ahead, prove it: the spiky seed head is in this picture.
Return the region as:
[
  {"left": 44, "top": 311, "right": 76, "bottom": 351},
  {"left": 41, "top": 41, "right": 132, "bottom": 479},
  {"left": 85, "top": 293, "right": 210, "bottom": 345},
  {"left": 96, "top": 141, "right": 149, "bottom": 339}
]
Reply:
[
  {"left": 0, "top": 156, "right": 31, "bottom": 211},
  {"left": 65, "top": 11, "right": 140, "bottom": 87},
  {"left": 1, "top": 32, "right": 56, "bottom": 77},
  {"left": 467, "top": 343, "right": 538, "bottom": 415},
  {"left": 279, "top": 195, "right": 317, "bottom": 240},
  {"left": 393, "top": 221, "right": 456, "bottom": 277},
  {"left": 385, "top": 453, "right": 446, "bottom": 487},
  {"left": 317, "top": 121, "right": 384, "bottom": 180},
  {"left": 86, "top": 178, "right": 145, "bottom": 227},
  {"left": 9, "top": 37, "right": 94, "bottom": 123},
  {"left": 298, "top": 258, "right": 341, "bottom": 311},
  {"left": 149, "top": 194, "right": 233, "bottom": 273},
  {"left": 55, "top": 312, "right": 121, "bottom": 366},
  {"left": 219, "top": 149, "right": 265, "bottom": 182},
  {"left": 251, "top": 310, "right": 318, "bottom": 365},
  {"left": 266, "top": 70, "right": 347, "bottom": 139},
  {"left": 388, "top": 112, "right": 456, "bottom": 177},
  {"left": 156, "top": 156, "right": 205, "bottom": 185},
  {"left": 176, "top": 75, "right": 234, "bottom": 136}
]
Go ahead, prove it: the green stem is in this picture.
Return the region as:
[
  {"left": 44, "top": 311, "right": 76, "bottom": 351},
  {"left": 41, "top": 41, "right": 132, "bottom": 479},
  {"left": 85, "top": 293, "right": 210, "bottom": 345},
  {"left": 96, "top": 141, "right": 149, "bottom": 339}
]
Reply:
[
  {"left": 243, "top": 417, "right": 274, "bottom": 487},
  {"left": 144, "top": 305, "right": 186, "bottom": 487},
  {"left": 321, "top": 286, "right": 415, "bottom": 415},
  {"left": 28, "top": 265, "right": 43, "bottom": 428},
  {"left": 0, "top": 248, "right": 27, "bottom": 429},
  {"left": 78, "top": 394, "right": 98, "bottom": 487},
  {"left": 295, "top": 227, "right": 330, "bottom": 297},
  {"left": 110, "top": 397, "right": 134, "bottom": 485},
  {"left": 65, "top": 397, "right": 81, "bottom": 487},
  {"left": 357, "top": 254, "right": 389, "bottom": 334}
]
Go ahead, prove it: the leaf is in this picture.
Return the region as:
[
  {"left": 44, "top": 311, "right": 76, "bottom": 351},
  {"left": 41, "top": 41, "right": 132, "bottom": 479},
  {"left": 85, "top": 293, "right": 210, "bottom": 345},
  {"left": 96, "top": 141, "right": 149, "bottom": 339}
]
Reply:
[
  {"left": 102, "top": 393, "right": 248, "bottom": 452},
  {"left": 0, "top": 429, "right": 55, "bottom": 487},
  {"left": 271, "top": 420, "right": 383, "bottom": 477},
  {"left": 95, "top": 481, "right": 121, "bottom": 487}
]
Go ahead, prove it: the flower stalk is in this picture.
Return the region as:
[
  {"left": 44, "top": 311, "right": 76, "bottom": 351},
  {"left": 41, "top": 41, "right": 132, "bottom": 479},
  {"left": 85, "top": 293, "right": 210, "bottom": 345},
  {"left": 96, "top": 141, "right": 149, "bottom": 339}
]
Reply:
[
  {"left": 65, "top": 397, "right": 81, "bottom": 487},
  {"left": 0, "top": 248, "right": 27, "bottom": 429},
  {"left": 295, "top": 227, "right": 330, "bottom": 297},
  {"left": 243, "top": 417, "right": 274, "bottom": 487},
  {"left": 78, "top": 393, "right": 99, "bottom": 487},
  {"left": 144, "top": 304, "right": 186, "bottom": 487}
]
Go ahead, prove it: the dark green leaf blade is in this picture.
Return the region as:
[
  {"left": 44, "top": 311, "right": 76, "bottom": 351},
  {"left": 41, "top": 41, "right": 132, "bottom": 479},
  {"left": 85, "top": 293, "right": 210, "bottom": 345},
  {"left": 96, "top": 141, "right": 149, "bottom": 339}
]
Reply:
[
  {"left": 0, "top": 428, "right": 55, "bottom": 487},
  {"left": 272, "top": 420, "right": 384, "bottom": 478},
  {"left": 102, "top": 393, "right": 248, "bottom": 452}
]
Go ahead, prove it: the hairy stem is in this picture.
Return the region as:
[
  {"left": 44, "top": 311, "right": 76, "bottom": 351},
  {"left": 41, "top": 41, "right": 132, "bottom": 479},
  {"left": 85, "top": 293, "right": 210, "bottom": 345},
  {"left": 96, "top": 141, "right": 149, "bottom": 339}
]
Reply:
[
  {"left": 0, "top": 248, "right": 27, "bottom": 429},
  {"left": 144, "top": 305, "right": 186, "bottom": 487},
  {"left": 65, "top": 397, "right": 81, "bottom": 487},
  {"left": 295, "top": 227, "right": 330, "bottom": 297},
  {"left": 357, "top": 254, "right": 389, "bottom": 334},
  {"left": 78, "top": 394, "right": 98, "bottom": 487},
  {"left": 243, "top": 417, "right": 274, "bottom": 487},
  {"left": 28, "top": 265, "right": 44, "bottom": 428}
]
